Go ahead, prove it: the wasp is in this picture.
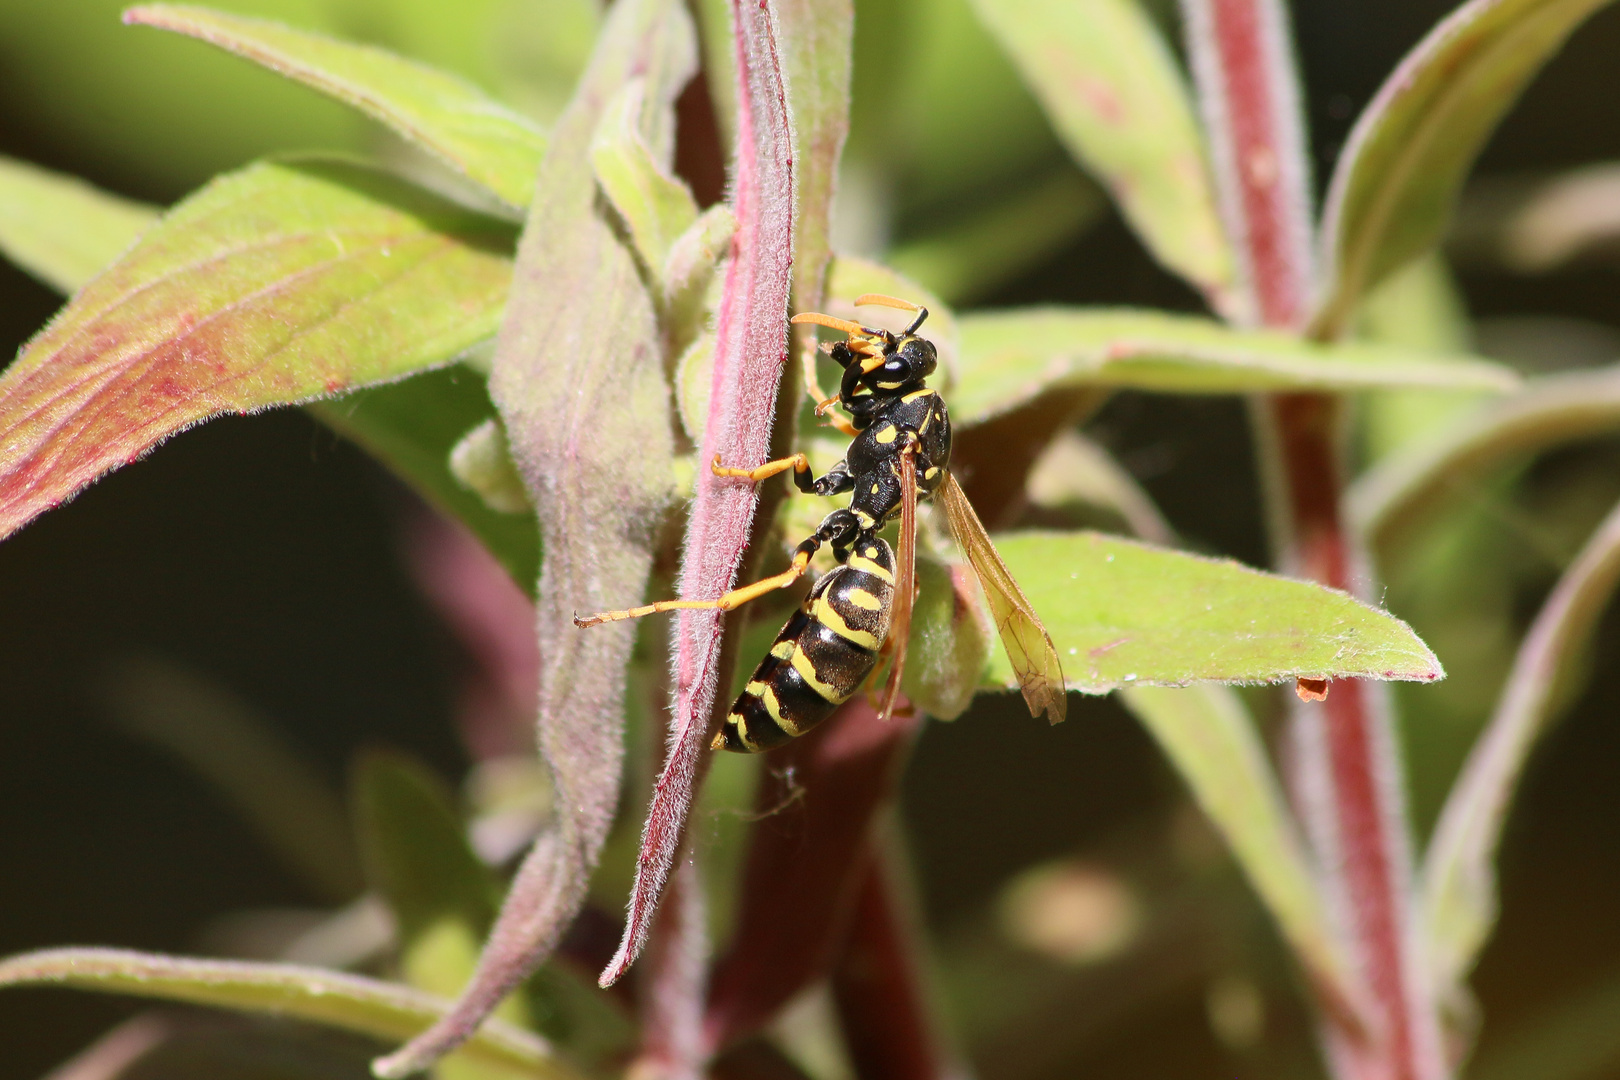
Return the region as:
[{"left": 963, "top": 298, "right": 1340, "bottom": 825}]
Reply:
[{"left": 576, "top": 294, "right": 1066, "bottom": 751}]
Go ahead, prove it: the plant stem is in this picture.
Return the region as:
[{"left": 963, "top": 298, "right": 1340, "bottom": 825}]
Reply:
[{"left": 1181, "top": 0, "right": 1445, "bottom": 1075}]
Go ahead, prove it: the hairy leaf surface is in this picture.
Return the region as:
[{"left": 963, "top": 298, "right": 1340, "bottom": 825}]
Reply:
[
  {"left": 0, "top": 155, "right": 157, "bottom": 294},
  {"left": 1314, "top": 0, "right": 1618, "bottom": 335},
  {"left": 984, "top": 531, "right": 1443, "bottom": 692},
  {"left": 970, "top": 0, "right": 1234, "bottom": 312},
  {"left": 0, "top": 158, "right": 513, "bottom": 544},
  {"left": 952, "top": 307, "right": 1518, "bottom": 425},
  {"left": 0, "top": 948, "right": 576, "bottom": 1080},
  {"left": 125, "top": 4, "right": 548, "bottom": 211}
]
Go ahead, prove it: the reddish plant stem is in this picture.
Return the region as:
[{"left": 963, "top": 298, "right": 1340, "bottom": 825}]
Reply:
[
  {"left": 830, "top": 847, "right": 950, "bottom": 1080},
  {"left": 1273, "top": 395, "right": 1435, "bottom": 1080},
  {"left": 1184, "top": 0, "right": 1441, "bottom": 1072}
]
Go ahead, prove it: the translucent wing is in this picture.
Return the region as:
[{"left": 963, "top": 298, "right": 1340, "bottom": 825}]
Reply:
[
  {"left": 938, "top": 471, "right": 1068, "bottom": 723},
  {"left": 875, "top": 446, "right": 918, "bottom": 725}
]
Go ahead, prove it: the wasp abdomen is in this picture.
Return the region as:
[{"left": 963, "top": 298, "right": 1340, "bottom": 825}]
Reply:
[{"left": 718, "top": 541, "right": 897, "bottom": 753}]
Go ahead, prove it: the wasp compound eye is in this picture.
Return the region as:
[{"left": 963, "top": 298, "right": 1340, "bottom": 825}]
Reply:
[{"left": 896, "top": 336, "right": 937, "bottom": 380}]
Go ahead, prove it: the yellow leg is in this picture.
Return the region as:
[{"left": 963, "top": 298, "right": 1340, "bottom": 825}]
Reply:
[
  {"left": 711, "top": 452, "right": 810, "bottom": 483},
  {"left": 574, "top": 550, "right": 812, "bottom": 628}
]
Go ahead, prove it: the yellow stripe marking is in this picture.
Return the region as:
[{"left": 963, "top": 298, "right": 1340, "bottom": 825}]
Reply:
[
  {"left": 746, "top": 680, "right": 767, "bottom": 696},
  {"left": 874, "top": 424, "right": 898, "bottom": 445},
  {"left": 847, "top": 554, "right": 894, "bottom": 582},
  {"left": 902, "top": 388, "right": 934, "bottom": 402},
  {"left": 918, "top": 410, "right": 931, "bottom": 434},
  {"left": 814, "top": 595, "right": 882, "bottom": 650},
  {"left": 847, "top": 588, "right": 882, "bottom": 611},
  {"left": 729, "top": 711, "right": 759, "bottom": 751},
  {"left": 854, "top": 510, "right": 876, "bottom": 529},
  {"left": 770, "top": 639, "right": 794, "bottom": 659},
  {"left": 925, "top": 466, "right": 940, "bottom": 479},
  {"left": 791, "top": 646, "right": 847, "bottom": 703},
  {"left": 761, "top": 684, "right": 799, "bottom": 734}
]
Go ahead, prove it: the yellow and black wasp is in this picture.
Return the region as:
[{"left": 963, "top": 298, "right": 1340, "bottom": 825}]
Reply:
[{"left": 576, "top": 294, "right": 1066, "bottom": 751}]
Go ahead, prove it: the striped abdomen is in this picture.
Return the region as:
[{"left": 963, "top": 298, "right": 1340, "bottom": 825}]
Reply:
[{"left": 716, "top": 540, "right": 897, "bottom": 753}]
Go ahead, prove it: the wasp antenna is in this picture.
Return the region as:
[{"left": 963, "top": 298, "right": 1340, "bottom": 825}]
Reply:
[
  {"left": 790, "top": 311, "right": 864, "bottom": 335},
  {"left": 853, "top": 293, "right": 920, "bottom": 312}
]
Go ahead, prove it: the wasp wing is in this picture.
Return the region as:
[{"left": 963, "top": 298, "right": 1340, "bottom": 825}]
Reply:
[
  {"left": 938, "top": 471, "right": 1067, "bottom": 723},
  {"left": 875, "top": 446, "right": 918, "bottom": 725}
]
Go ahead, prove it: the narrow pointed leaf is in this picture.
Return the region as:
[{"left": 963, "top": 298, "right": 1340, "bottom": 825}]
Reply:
[
  {"left": 777, "top": 0, "right": 852, "bottom": 321},
  {"left": 952, "top": 308, "right": 1518, "bottom": 425},
  {"left": 591, "top": 79, "right": 700, "bottom": 276},
  {"left": 0, "top": 157, "right": 535, "bottom": 589},
  {"left": 982, "top": 531, "right": 1443, "bottom": 692},
  {"left": 0, "top": 948, "right": 580, "bottom": 1080},
  {"left": 374, "top": 2, "right": 695, "bottom": 1072},
  {"left": 124, "top": 4, "right": 548, "bottom": 211},
  {"left": 1350, "top": 366, "right": 1620, "bottom": 556},
  {"left": 0, "top": 158, "right": 513, "bottom": 544},
  {"left": 0, "top": 155, "right": 157, "bottom": 294},
  {"left": 969, "top": 0, "right": 1234, "bottom": 311},
  {"left": 601, "top": 0, "right": 798, "bottom": 987},
  {"left": 1119, "top": 685, "right": 1354, "bottom": 1014},
  {"left": 1314, "top": 0, "right": 1618, "bottom": 336},
  {"left": 1422, "top": 498, "right": 1620, "bottom": 998}
]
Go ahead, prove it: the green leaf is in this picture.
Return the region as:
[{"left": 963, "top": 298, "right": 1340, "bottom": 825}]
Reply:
[
  {"left": 376, "top": 0, "right": 695, "bottom": 1070},
  {"left": 313, "top": 370, "right": 540, "bottom": 593},
  {"left": 1119, "top": 685, "right": 1353, "bottom": 1014},
  {"left": 777, "top": 0, "right": 853, "bottom": 321},
  {"left": 0, "top": 948, "right": 581, "bottom": 1080},
  {"left": 590, "top": 78, "right": 700, "bottom": 275},
  {"left": 0, "top": 157, "right": 513, "bottom": 545},
  {"left": 124, "top": 5, "right": 548, "bottom": 212},
  {"left": 1313, "top": 0, "right": 1619, "bottom": 337},
  {"left": 951, "top": 307, "right": 1520, "bottom": 426},
  {"left": 1349, "top": 365, "right": 1620, "bottom": 558},
  {"left": 0, "top": 154, "right": 157, "bottom": 294},
  {"left": 1421, "top": 498, "right": 1620, "bottom": 1001},
  {"left": 968, "top": 0, "right": 1235, "bottom": 313},
  {"left": 903, "top": 551, "right": 993, "bottom": 721},
  {"left": 983, "top": 531, "right": 1443, "bottom": 692}
]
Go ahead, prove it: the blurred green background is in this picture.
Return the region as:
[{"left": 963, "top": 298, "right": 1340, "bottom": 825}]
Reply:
[{"left": 6, "top": 0, "right": 1620, "bottom": 1077}]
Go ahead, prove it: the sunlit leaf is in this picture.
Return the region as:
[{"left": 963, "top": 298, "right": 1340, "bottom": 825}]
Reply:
[
  {"left": 969, "top": 0, "right": 1235, "bottom": 312},
  {"left": 0, "top": 157, "right": 513, "bottom": 544},
  {"left": 1119, "top": 685, "right": 1354, "bottom": 1015},
  {"left": 0, "top": 948, "right": 580, "bottom": 1080},
  {"left": 1313, "top": 0, "right": 1618, "bottom": 336},
  {"left": 1422, "top": 498, "right": 1620, "bottom": 1000},
  {"left": 0, "top": 154, "right": 157, "bottom": 294},
  {"left": 0, "top": 156, "right": 535, "bottom": 587},
  {"left": 590, "top": 78, "right": 699, "bottom": 275},
  {"left": 778, "top": 0, "right": 852, "bottom": 324},
  {"left": 376, "top": 0, "right": 695, "bottom": 1071},
  {"left": 951, "top": 308, "right": 1518, "bottom": 425},
  {"left": 982, "top": 531, "right": 1443, "bottom": 692},
  {"left": 1349, "top": 365, "right": 1620, "bottom": 557},
  {"left": 603, "top": 0, "right": 797, "bottom": 989},
  {"left": 124, "top": 4, "right": 548, "bottom": 211}
]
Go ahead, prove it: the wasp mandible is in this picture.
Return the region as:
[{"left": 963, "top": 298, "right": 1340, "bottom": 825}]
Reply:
[{"left": 576, "top": 295, "right": 1066, "bottom": 751}]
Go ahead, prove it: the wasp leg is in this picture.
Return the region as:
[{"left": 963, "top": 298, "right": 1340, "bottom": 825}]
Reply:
[
  {"left": 574, "top": 549, "right": 815, "bottom": 627},
  {"left": 711, "top": 452, "right": 812, "bottom": 485}
]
